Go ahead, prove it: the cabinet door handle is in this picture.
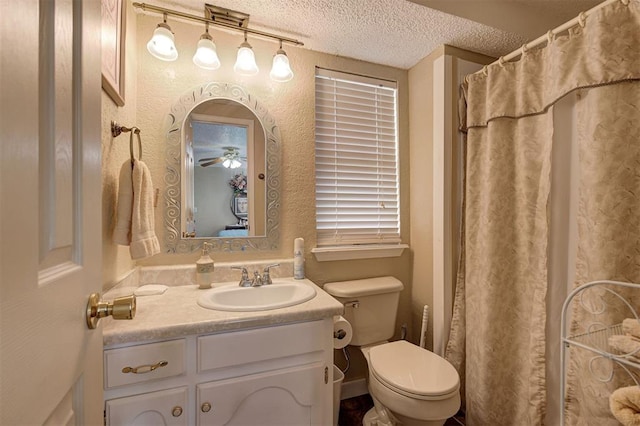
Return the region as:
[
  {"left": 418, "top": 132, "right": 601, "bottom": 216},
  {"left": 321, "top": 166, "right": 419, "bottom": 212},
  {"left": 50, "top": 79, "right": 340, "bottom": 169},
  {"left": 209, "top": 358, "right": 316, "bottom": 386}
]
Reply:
[
  {"left": 201, "top": 402, "right": 212, "bottom": 413},
  {"left": 121, "top": 360, "right": 168, "bottom": 374},
  {"left": 172, "top": 406, "right": 183, "bottom": 417}
]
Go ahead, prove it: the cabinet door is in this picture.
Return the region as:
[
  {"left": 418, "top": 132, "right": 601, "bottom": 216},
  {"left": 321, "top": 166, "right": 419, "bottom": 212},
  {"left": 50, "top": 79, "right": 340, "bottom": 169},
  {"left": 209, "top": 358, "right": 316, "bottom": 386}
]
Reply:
[
  {"left": 106, "top": 387, "right": 188, "bottom": 426},
  {"left": 197, "top": 363, "right": 328, "bottom": 426}
]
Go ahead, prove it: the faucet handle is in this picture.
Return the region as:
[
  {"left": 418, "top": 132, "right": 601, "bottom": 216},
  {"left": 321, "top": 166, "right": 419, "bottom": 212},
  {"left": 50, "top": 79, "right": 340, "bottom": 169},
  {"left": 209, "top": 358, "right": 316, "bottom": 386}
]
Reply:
[
  {"left": 262, "top": 263, "right": 280, "bottom": 285},
  {"left": 231, "top": 266, "right": 252, "bottom": 287}
]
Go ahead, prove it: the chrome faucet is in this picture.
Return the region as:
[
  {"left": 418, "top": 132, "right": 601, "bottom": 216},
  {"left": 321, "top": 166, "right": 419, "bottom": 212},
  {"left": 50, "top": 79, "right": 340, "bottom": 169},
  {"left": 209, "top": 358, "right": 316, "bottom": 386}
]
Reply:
[
  {"left": 232, "top": 264, "right": 280, "bottom": 287},
  {"left": 252, "top": 270, "right": 264, "bottom": 287},
  {"left": 231, "top": 266, "right": 252, "bottom": 287}
]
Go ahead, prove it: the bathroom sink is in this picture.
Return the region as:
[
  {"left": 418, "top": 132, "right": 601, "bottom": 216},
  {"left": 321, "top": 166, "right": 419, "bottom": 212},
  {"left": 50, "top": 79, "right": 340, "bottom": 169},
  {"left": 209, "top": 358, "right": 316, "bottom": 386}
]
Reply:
[{"left": 197, "top": 281, "right": 317, "bottom": 312}]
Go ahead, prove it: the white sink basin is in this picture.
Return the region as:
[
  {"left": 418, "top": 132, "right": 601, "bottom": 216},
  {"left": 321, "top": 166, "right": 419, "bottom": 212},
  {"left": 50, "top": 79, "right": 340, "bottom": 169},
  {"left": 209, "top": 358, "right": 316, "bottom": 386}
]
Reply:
[{"left": 197, "top": 281, "right": 317, "bottom": 312}]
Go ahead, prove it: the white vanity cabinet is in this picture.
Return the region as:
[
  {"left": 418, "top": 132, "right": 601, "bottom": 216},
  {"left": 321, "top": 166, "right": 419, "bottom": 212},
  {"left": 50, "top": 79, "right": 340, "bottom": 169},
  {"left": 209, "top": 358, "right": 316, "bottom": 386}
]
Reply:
[{"left": 103, "top": 319, "right": 334, "bottom": 426}]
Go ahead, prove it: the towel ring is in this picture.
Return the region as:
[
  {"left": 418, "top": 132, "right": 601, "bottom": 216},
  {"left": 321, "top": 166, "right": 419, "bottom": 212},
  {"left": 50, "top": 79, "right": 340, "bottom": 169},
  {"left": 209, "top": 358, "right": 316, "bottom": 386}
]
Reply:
[{"left": 130, "top": 128, "right": 142, "bottom": 164}]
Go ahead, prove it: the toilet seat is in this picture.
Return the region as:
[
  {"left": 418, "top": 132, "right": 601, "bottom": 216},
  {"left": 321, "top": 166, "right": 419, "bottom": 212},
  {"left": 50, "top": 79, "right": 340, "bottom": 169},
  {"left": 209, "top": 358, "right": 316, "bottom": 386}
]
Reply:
[{"left": 369, "top": 340, "right": 460, "bottom": 401}]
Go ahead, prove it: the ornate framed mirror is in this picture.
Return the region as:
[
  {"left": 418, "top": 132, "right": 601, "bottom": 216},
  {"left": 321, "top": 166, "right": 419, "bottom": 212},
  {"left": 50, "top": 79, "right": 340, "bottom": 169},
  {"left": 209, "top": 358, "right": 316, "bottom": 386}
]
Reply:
[{"left": 164, "top": 82, "right": 280, "bottom": 253}]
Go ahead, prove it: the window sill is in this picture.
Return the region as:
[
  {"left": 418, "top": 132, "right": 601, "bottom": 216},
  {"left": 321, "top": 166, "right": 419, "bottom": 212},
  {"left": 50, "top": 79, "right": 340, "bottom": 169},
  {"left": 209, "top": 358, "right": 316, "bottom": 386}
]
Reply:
[{"left": 311, "top": 244, "right": 409, "bottom": 262}]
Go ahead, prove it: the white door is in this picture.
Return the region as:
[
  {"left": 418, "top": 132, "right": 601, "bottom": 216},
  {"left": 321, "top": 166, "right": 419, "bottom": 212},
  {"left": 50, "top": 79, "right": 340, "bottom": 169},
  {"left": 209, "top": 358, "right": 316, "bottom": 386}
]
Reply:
[{"left": 0, "top": 0, "right": 103, "bottom": 424}]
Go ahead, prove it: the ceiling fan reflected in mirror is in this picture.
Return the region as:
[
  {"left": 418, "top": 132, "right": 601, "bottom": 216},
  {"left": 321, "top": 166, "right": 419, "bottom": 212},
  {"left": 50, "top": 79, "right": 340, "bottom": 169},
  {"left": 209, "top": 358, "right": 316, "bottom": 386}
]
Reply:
[{"left": 198, "top": 146, "right": 244, "bottom": 169}]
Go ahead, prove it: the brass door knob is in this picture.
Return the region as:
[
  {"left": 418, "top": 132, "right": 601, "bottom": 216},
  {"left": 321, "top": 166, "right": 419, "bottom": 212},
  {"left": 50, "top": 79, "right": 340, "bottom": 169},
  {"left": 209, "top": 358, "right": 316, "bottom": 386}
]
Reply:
[{"left": 86, "top": 293, "right": 136, "bottom": 329}]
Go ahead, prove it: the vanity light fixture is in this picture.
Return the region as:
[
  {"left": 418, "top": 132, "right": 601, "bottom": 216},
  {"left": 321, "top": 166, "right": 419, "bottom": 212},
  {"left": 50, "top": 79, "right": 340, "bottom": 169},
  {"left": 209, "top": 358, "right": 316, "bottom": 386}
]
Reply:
[
  {"left": 133, "top": 2, "right": 303, "bottom": 81},
  {"left": 234, "top": 32, "right": 259, "bottom": 76},
  {"left": 269, "top": 40, "right": 294, "bottom": 82},
  {"left": 193, "top": 23, "right": 221, "bottom": 70},
  {"left": 146, "top": 13, "right": 178, "bottom": 61}
]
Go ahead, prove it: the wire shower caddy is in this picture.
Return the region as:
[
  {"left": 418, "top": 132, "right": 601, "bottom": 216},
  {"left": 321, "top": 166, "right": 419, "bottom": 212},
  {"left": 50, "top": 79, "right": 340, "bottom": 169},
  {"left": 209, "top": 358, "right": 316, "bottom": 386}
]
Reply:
[{"left": 560, "top": 280, "right": 640, "bottom": 425}]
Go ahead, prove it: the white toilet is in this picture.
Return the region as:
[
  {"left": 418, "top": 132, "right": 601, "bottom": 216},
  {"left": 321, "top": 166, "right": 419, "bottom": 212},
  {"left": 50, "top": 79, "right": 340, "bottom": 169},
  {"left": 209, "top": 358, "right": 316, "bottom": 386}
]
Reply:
[{"left": 324, "top": 277, "right": 460, "bottom": 426}]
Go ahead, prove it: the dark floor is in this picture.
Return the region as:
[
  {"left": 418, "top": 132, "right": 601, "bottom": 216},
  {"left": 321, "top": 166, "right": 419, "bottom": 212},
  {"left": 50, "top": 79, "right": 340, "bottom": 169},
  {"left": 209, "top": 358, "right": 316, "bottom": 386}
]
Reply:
[{"left": 338, "top": 394, "right": 465, "bottom": 426}]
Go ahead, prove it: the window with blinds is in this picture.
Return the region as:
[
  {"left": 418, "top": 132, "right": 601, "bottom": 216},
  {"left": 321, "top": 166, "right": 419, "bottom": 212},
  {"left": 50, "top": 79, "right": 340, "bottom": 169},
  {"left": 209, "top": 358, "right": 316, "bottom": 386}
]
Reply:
[{"left": 314, "top": 68, "right": 400, "bottom": 247}]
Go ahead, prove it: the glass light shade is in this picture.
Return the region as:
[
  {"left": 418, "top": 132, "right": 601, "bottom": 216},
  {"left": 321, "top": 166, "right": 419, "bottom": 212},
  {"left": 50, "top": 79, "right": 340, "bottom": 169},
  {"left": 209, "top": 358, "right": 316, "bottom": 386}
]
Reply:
[
  {"left": 222, "top": 158, "right": 242, "bottom": 169},
  {"left": 193, "top": 34, "right": 221, "bottom": 70},
  {"left": 233, "top": 42, "right": 259, "bottom": 76},
  {"left": 147, "top": 23, "right": 178, "bottom": 61},
  {"left": 270, "top": 49, "right": 294, "bottom": 82}
]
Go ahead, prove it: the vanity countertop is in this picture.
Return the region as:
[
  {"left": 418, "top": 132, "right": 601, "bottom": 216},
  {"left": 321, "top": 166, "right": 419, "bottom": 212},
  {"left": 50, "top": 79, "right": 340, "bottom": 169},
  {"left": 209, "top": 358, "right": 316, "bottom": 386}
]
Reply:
[{"left": 102, "top": 279, "right": 343, "bottom": 347}]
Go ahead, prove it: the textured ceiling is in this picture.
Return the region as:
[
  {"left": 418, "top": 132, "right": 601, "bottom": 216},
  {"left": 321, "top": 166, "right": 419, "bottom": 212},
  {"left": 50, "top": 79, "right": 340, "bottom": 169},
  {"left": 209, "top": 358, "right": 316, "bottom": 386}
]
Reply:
[{"left": 144, "top": 0, "right": 604, "bottom": 69}]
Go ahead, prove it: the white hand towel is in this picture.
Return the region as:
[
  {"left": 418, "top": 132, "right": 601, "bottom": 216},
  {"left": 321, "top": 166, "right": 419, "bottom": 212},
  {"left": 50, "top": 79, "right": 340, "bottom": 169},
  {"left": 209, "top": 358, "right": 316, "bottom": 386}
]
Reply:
[
  {"left": 113, "top": 161, "right": 133, "bottom": 245},
  {"left": 610, "top": 386, "right": 640, "bottom": 426},
  {"left": 623, "top": 318, "right": 640, "bottom": 339},
  {"left": 130, "top": 159, "right": 160, "bottom": 260}
]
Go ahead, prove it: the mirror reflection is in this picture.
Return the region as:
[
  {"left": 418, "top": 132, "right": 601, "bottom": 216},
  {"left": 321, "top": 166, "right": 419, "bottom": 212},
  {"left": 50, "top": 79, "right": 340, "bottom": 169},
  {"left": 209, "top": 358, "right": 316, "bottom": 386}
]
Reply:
[
  {"left": 164, "top": 82, "right": 280, "bottom": 253},
  {"left": 182, "top": 99, "right": 266, "bottom": 239}
]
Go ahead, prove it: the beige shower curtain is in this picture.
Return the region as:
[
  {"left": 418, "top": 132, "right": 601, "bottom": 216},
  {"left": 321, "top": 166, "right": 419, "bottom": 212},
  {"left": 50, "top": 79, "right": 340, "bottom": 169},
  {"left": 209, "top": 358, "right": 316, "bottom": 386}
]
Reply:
[
  {"left": 565, "top": 81, "right": 640, "bottom": 424},
  {"left": 445, "top": 1, "right": 640, "bottom": 424}
]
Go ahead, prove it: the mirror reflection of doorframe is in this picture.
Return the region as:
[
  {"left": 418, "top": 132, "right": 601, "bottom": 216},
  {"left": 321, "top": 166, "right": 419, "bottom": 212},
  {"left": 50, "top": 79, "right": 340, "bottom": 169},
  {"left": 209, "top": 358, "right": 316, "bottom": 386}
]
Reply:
[{"left": 183, "top": 113, "right": 255, "bottom": 237}]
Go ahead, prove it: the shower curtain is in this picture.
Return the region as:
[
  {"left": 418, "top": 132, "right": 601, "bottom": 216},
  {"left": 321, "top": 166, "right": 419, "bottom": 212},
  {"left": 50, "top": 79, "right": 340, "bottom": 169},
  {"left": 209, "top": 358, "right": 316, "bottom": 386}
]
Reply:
[{"left": 445, "top": 1, "right": 640, "bottom": 424}]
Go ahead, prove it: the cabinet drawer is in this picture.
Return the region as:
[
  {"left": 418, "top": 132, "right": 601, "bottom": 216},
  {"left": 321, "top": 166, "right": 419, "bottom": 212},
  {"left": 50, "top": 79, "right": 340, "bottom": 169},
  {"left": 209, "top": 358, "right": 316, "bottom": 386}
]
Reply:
[
  {"left": 104, "top": 339, "right": 186, "bottom": 388},
  {"left": 198, "top": 321, "right": 325, "bottom": 373}
]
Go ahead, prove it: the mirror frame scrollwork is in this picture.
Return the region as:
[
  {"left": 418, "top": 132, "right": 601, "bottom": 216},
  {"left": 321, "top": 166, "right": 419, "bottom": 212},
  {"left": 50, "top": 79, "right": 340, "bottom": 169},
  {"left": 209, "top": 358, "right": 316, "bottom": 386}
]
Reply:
[{"left": 164, "top": 82, "right": 280, "bottom": 253}]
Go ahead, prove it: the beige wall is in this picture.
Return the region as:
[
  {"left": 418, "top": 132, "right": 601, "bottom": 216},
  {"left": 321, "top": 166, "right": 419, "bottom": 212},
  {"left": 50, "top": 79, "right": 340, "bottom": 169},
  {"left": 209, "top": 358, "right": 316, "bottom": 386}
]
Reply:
[
  {"left": 101, "top": 2, "right": 139, "bottom": 289},
  {"left": 408, "top": 45, "right": 493, "bottom": 350},
  {"left": 408, "top": 46, "right": 439, "bottom": 350},
  {"left": 101, "top": 9, "right": 411, "bottom": 382}
]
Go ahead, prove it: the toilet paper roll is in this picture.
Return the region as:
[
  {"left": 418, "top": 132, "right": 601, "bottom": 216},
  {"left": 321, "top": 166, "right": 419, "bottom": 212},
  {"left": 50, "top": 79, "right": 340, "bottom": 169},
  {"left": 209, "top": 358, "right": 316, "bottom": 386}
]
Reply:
[{"left": 333, "top": 315, "right": 353, "bottom": 349}]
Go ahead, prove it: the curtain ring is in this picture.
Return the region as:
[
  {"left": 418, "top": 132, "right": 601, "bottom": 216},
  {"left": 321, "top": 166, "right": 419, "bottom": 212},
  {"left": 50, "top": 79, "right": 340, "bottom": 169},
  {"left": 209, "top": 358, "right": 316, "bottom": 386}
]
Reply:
[
  {"left": 547, "top": 30, "right": 555, "bottom": 45},
  {"left": 498, "top": 56, "right": 506, "bottom": 67},
  {"left": 521, "top": 44, "right": 529, "bottom": 56},
  {"left": 481, "top": 66, "right": 488, "bottom": 76},
  {"left": 578, "top": 12, "right": 587, "bottom": 28}
]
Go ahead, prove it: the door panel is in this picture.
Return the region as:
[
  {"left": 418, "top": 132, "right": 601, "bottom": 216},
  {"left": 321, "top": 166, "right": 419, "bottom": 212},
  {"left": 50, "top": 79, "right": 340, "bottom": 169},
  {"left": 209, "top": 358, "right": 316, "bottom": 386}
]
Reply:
[
  {"left": 106, "top": 387, "right": 189, "bottom": 426},
  {"left": 0, "top": 0, "right": 103, "bottom": 424},
  {"left": 197, "top": 363, "right": 326, "bottom": 425}
]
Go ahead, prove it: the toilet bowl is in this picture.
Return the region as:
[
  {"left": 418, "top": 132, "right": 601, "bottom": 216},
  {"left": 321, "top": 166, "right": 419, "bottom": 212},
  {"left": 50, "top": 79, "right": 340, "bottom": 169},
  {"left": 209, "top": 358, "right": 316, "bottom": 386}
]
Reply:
[
  {"left": 363, "top": 341, "right": 460, "bottom": 426},
  {"left": 323, "top": 277, "right": 460, "bottom": 426}
]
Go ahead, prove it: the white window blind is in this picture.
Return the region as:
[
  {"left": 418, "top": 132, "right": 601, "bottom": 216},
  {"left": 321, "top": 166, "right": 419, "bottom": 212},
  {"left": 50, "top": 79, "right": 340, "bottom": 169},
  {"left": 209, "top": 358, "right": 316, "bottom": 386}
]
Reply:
[{"left": 314, "top": 68, "right": 400, "bottom": 246}]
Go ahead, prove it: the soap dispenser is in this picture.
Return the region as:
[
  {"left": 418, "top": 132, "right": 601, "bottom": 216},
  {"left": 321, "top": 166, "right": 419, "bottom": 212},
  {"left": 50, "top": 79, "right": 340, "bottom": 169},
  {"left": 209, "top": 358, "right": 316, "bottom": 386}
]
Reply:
[{"left": 196, "top": 242, "right": 214, "bottom": 289}]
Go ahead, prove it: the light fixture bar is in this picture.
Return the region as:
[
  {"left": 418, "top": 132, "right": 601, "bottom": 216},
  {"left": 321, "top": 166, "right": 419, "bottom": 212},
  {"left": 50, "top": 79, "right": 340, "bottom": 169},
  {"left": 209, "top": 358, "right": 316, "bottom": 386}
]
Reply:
[
  {"left": 204, "top": 4, "right": 249, "bottom": 28},
  {"left": 133, "top": 2, "right": 304, "bottom": 47}
]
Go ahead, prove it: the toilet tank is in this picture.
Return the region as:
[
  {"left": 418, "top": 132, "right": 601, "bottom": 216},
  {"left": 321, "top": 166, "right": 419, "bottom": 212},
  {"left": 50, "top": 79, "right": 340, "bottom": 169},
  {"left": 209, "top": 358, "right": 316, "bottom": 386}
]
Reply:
[{"left": 324, "top": 277, "right": 404, "bottom": 346}]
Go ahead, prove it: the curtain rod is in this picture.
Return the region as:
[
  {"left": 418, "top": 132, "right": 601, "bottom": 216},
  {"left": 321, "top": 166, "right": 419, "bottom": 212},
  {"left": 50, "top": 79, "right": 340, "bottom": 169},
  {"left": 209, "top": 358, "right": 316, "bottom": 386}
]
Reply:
[
  {"left": 474, "top": 0, "right": 623, "bottom": 74},
  {"left": 132, "top": 2, "right": 304, "bottom": 46}
]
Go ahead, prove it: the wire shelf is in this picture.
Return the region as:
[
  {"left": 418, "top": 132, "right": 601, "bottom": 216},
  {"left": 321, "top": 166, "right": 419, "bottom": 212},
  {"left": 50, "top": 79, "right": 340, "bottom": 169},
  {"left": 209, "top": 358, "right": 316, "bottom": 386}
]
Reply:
[{"left": 560, "top": 280, "right": 640, "bottom": 426}]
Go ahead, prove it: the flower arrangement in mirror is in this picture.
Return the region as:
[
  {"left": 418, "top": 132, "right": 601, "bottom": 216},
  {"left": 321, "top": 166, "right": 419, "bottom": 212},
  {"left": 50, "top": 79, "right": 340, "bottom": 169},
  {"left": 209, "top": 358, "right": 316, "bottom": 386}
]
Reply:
[{"left": 229, "top": 173, "right": 247, "bottom": 194}]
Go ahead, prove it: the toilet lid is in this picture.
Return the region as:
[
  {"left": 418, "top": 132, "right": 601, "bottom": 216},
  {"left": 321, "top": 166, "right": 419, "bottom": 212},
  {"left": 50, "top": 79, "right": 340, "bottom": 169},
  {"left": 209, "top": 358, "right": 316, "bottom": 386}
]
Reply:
[{"left": 369, "top": 340, "right": 460, "bottom": 399}]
